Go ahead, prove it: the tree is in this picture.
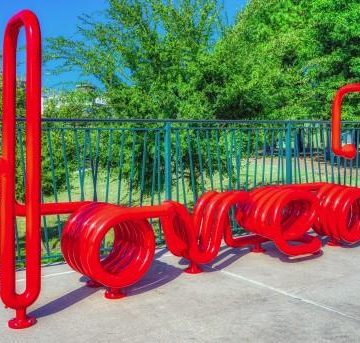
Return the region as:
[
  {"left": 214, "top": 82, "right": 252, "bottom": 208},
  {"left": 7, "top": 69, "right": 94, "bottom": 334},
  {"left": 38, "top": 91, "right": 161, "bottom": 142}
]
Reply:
[
  {"left": 213, "top": 0, "right": 360, "bottom": 120},
  {"left": 46, "top": 0, "right": 224, "bottom": 120},
  {"left": 44, "top": 0, "right": 360, "bottom": 121},
  {"left": 0, "top": 56, "right": 27, "bottom": 117},
  {"left": 42, "top": 84, "right": 108, "bottom": 119}
]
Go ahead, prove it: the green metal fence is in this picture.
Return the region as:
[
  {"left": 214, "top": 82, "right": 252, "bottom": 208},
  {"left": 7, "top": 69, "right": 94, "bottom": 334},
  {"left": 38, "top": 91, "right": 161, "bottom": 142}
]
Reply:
[{"left": 13, "top": 119, "right": 360, "bottom": 262}]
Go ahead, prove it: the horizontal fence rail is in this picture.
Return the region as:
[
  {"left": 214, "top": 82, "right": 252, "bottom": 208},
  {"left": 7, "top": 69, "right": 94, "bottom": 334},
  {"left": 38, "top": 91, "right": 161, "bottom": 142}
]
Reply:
[{"left": 9, "top": 119, "right": 360, "bottom": 263}]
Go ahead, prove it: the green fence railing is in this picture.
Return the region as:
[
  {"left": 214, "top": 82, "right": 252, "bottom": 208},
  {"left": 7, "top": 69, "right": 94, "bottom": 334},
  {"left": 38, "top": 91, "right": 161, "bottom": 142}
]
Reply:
[{"left": 12, "top": 118, "right": 360, "bottom": 262}]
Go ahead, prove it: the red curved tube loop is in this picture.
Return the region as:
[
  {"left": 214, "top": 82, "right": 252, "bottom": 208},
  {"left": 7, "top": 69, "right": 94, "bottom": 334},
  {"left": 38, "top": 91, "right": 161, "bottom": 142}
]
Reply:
[
  {"left": 283, "top": 183, "right": 360, "bottom": 245},
  {"left": 239, "top": 187, "right": 322, "bottom": 256},
  {"left": 61, "top": 203, "right": 157, "bottom": 298},
  {"left": 332, "top": 83, "right": 360, "bottom": 159},
  {"left": 61, "top": 191, "right": 262, "bottom": 292},
  {"left": 0, "top": 10, "right": 42, "bottom": 329},
  {"left": 311, "top": 184, "right": 360, "bottom": 244},
  {"left": 3, "top": 9, "right": 358, "bottom": 331},
  {"left": 61, "top": 189, "right": 321, "bottom": 297}
]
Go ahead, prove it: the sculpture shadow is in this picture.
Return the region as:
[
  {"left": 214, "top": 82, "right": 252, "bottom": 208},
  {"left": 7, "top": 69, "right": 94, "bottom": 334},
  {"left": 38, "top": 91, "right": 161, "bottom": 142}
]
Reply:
[
  {"left": 29, "top": 283, "right": 100, "bottom": 319},
  {"left": 333, "top": 240, "right": 360, "bottom": 249},
  {"left": 204, "top": 245, "right": 253, "bottom": 271},
  {"left": 176, "top": 244, "right": 252, "bottom": 271},
  {"left": 28, "top": 240, "right": 324, "bottom": 320},
  {"left": 177, "top": 240, "right": 323, "bottom": 271},
  {"left": 29, "top": 248, "right": 182, "bottom": 319},
  {"left": 260, "top": 242, "right": 323, "bottom": 263}
]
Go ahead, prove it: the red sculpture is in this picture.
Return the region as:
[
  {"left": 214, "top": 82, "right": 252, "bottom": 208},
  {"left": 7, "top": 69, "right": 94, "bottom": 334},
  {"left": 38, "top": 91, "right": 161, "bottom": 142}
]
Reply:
[
  {"left": 331, "top": 83, "right": 360, "bottom": 159},
  {"left": 1, "top": 10, "right": 89, "bottom": 329},
  {"left": 284, "top": 183, "right": 360, "bottom": 246},
  {"left": 0, "top": 10, "right": 359, "bottom": 330},
  {"left": 62, "top": 189, "right": 320, "bottom": 299}
]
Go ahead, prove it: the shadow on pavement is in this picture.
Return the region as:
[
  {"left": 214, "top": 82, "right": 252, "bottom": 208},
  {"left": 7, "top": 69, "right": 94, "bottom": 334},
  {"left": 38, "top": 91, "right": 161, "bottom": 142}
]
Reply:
[
  {"left": 29, "top": 248, "right": 182, "bottom": 319},
  {"left": 28, "top": 242, "right": 326, "bottom": 319}
]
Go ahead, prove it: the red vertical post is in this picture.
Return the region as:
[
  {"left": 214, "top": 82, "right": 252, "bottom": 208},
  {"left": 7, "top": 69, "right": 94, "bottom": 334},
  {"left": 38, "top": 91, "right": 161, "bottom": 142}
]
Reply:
[
  {"left": 331, "top": 83, "right": 360, "bottom": 159},
  {"left": 0, "top": 10, "right": 42, "bottom": 329}
]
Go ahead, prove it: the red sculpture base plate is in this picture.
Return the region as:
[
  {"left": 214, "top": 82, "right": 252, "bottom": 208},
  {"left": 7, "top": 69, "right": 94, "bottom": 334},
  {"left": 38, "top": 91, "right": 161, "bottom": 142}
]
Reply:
[
  {"left": 251, "top": 243, "right": 266, "bottom": 253},
  {"left": 8, "top": 316, "right": 37, "bottom": 329},
  {"left": 105, "top": 289, "right": 126, "bottom": 300},
  {"left": 184, "top": 263, "right": 203, "bottom": 274}
]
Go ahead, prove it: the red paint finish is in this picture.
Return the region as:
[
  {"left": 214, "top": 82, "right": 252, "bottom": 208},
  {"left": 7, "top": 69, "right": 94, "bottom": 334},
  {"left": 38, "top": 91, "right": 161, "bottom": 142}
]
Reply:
[
  {"left": 314, "top": 183, "right": 360, "bottom": 244},
  {"left": 61, "top": 192, "right": 265, "bottom": 293},
  {"left": 286, "top": 183, "right": 360, "bottom": 245},
  {"left": 0, "top": 10, "right": 89, "bottom": 329},
  {"left": 1, "top": 10, "right": 42, "bottom": 329},
  {"left": 2, "top": 9, "right": 360, "bottom": 331},
  {"left": 240, "top": 187, "right": 322, "bottom": 256},
  {"left": 61, "top": 189, "right": 321, "bottom": 296},
  {"left": 61, "top": 203, "right": 156, "bottom": 294},
  {"left": 331, "top": 83, "right": 360, "bottom": 159}
]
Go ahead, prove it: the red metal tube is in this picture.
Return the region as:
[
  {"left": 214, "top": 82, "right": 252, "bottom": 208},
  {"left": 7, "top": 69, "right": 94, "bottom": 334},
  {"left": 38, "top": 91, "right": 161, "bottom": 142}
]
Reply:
[
  {"left": 238, "top": 187, "right": 322, "bottom": 256},
  {"left": 61, "top": 188, "right": 321, "bottom": 296},
  {"left": 61, "top": 203, "right": 156, "bottom": 299},
  {"left": 292, "top": 183, "right": 360, "bottom": 245},
  {"left": 161, "top": 191, "right": 267, "bottom": 268},
  {"left": 331, "top": 83, "right": 360, "bottom": 159},
  {"left": 0, "top": 11, "right": 90, "bottom": 328},
  {"left": 15, "top": 201, "right": 92, "bottom": 216},
  {"left": 280, "top": 183, "right": 360, "bottom": 245},
  {"left": 1, "top": 10, "right": 42, "bottom": 329},
  {"left": 3, "top": 9, "right": 360, "bottom": 331},
  {"left": 61, "top": 191, "right": 266, "bottom": 294}
]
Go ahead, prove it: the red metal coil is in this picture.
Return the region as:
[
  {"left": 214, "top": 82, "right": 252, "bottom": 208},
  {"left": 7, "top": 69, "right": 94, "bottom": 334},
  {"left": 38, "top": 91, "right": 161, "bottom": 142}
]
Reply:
[
  {"left": 315, "top": 184, "right": 360, "bottom": 244},
  {"left": 238, "top": 187, "right": 322, "bottom": 256},
  {"left": 61, "top": 191, "right": 268, "bottom": 294},
  {"left": 61, "top": 203, "right": 156, "bottom": 299},
  {"left": 160, "top": 191, "right": 267, "bottom": 270},
  {"left": 301, "top": 183, "right": 360, "bottom": 245},
  {"left": 1, "top": 10, "right": 42, "bottom": 330},
  {"left": 282, "top": 183, "right": 360, "bottom": 245},
  {"left": 61, "top": 189, "right": 321, "bottom": 298}
]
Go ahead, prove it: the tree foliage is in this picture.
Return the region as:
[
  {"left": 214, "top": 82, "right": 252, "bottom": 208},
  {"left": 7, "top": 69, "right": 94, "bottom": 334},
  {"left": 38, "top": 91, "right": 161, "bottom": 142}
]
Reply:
[
  {"left": 214, "top": 0, "right": 360, "bottom": 120},
  {"left": 46, "top": 0, "right": 224, "bottom": 120},
  {"left": 7, "top": 0, "right": 360, "bottom": 198},
  {"left": 42, "top": 86, "right": 108, "bottom": 119},
  {"left": 46, "top": 0, "right": 360, "bottom": 121}
]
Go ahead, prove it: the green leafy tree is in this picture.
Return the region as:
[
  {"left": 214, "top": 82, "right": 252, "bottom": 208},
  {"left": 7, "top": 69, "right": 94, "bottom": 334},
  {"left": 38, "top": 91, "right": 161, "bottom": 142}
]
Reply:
[
  {"left": 35, "top": 0, "right": 360, "bottom": 199},
  {"left": 213, "top": 0, "right": 360, "bottom": 120},
  {"left": 43, "top": 85, "right": 108, "bottom": 119},
  {"left": 46, "top": 0, "right": 224, "bottom": 120}
]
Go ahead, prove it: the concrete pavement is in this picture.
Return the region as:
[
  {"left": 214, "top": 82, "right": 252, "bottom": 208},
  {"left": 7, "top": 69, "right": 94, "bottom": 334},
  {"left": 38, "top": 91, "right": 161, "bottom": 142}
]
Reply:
[{"left": 1, "top": 242, "right": 360, "bottom": 342}]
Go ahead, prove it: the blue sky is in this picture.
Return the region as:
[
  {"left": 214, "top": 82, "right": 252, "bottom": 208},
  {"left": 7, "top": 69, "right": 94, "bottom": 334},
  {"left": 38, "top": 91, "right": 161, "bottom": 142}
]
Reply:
[{"left": 1, "top": 0, "right": 247, "bottom": 88}]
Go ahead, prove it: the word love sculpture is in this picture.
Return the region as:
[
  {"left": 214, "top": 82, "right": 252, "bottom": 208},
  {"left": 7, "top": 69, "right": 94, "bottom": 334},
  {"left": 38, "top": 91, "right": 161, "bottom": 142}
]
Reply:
[{"left": 1, "top": 10, "right": 359, "bottom": 329}]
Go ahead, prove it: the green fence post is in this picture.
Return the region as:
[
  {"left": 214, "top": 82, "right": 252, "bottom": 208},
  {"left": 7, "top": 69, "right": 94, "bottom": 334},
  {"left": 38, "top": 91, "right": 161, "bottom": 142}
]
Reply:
[
  {"left": 285, "top": 121, "right": 293, "bottom": 184},
  {"left": 164, "top": 122, "right": 172, "bottom": 200}
]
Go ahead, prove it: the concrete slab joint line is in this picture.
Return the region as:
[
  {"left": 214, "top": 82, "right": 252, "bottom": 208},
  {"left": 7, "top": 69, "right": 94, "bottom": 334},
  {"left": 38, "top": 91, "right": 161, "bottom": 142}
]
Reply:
[{"left": 205, "top": 265, "right": 360, "bottom": 323}]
